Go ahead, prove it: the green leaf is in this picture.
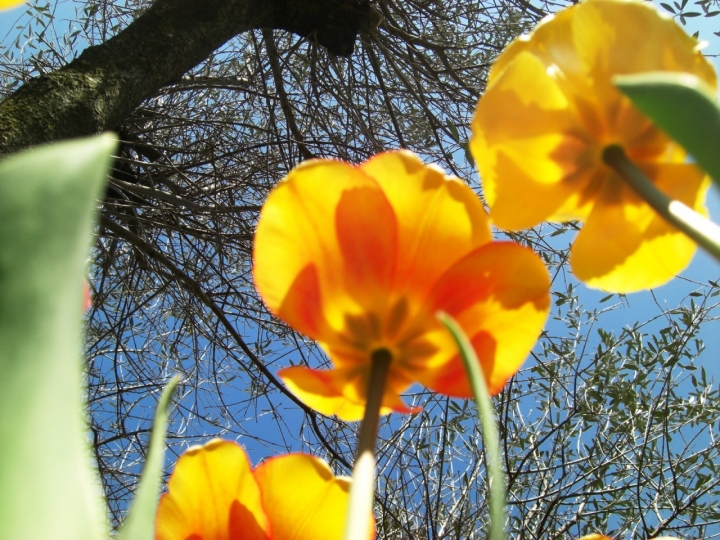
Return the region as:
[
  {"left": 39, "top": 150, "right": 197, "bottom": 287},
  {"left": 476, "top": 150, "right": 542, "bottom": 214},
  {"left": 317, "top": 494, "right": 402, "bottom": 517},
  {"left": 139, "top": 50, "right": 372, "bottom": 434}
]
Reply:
[
  {"left": 118, "top": 376, "right": 180, "bottom": 540},
  {"left": 462, "top": 140, "right": 476, "bottom": 168},
  {"left": 437, "top": 312, "right": 507, "bottom": 540},
  {"left": 614, "top": 72, "right": 720, "bottom": 185},
  {"left": 446, "top": 120, "right": 460, "bottom": 142},
  {"left": 0, "top": 134, "right": 117, "bottom": 540}
]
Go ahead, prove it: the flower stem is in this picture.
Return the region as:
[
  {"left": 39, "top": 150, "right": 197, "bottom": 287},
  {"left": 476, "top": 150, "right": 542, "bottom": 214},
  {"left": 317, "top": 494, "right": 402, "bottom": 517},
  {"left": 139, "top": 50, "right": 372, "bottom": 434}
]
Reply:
[
  {"left": 437, "top": 313, "right": 507, "bottom": 540},
  {"left": 343, "top": 349, "right": 392, "bottom": 540},
  {"left": 603, "top": 144, "right": 720, "bottom": 263}
]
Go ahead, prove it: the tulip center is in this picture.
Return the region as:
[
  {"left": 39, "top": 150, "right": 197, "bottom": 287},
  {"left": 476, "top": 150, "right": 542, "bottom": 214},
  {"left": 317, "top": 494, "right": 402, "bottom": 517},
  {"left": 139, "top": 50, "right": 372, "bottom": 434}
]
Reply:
[
  {"left": 601, "top": 143, "right": 624, "bottom": 166},
  {"left": 370, "top": 347, "right": 393, "bottom": 365}
]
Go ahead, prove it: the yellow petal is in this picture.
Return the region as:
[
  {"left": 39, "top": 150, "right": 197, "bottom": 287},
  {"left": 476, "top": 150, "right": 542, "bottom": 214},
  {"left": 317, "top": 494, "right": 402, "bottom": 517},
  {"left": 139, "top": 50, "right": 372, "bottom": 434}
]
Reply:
[
  {"left": 278, "top": 366, "right": 367, "bottom": 420},
  {"left": 155, "top": 439, "right": 270, "bottom": 540},
  {"left": 471, "top": 49, "right": 596, "bottom": 230},
  {"left": 0, "top": 0, "right": 23, "bottom": 10},
  {"left": 415, "top": 242, "right": 550, "bottom": 396},
  {"left": 568, "top": 0, "right": 715, "bottom": 148},
  {"left": 360, "top": 150, "right": 491, "bottom": 306},
  {"left": 278, "top": 365, "right": 414, "bottom": 422},
  {"left": 254, "top": 454, "right": 374, "bottom": 540},
  {"left": 570, "top": 163, "right": 709, "bottom": 293},
  {"left": 577, "top": 535, "right": 613, "bottom": 540},
  {"left": 573, "top": 0, "right": 716, "bottom": 95},
  {"left": 253, "top": 159, "right": 397, "bottom": 341}
]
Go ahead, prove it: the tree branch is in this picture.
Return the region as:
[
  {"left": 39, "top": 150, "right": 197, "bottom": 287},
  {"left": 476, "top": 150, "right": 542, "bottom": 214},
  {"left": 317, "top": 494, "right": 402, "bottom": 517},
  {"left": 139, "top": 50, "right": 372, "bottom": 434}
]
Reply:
[{"left": 0, "top": 0, "right": 371, "bottom": 155}]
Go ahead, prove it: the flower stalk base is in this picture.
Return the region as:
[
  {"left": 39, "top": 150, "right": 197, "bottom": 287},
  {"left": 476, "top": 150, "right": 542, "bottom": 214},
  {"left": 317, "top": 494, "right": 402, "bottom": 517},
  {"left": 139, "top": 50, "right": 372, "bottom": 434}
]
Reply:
[{"left": 343, "top": 350, "right": 392, "bottom": 540}]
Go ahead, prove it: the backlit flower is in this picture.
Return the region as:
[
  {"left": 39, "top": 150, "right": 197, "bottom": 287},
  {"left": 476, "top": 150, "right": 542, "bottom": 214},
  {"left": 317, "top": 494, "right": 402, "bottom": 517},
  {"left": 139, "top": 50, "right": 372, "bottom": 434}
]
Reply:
[
  {"left": 471, "top": 0, "right": 716, "bottom": 293},
  {"left": 155, "top": 439, "right": 367, "bottom": 540},
  {"left": 253, "top": 150, "right": 550, "bottom": 421}
]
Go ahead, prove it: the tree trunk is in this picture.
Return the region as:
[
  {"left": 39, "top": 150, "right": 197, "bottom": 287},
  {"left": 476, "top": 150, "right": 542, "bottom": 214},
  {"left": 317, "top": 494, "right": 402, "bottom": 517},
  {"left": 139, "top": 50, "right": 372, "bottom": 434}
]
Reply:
[{"left": 0, "top": 0, "right": 371, "bottom": 155}]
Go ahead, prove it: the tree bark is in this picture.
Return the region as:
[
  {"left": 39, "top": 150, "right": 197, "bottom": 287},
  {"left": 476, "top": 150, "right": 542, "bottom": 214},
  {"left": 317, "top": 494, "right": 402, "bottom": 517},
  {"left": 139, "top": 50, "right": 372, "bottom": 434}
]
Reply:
[{"left": 0, "top": 0, "right": 371, "bottom": 155}]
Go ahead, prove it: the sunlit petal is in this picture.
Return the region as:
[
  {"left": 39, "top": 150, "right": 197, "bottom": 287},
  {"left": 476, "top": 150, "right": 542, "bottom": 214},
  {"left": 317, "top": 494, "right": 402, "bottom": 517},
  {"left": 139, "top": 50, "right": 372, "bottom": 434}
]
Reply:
[
  {"left": 155, "top": 439, "right": 270, "bottom": 540},
  {"left": 278, "top": 365, "right": 414, "bottom": 421},
  {"left": 0, "top": 0, "right": 23, "bottom": 10},
  {"left": 415, "top": 242, "right": 550, "bottom": 396},
  {"left": 571, "top": 163, "right": 708, "bottom": 292},
  {"left": 574, "top": 0, "right": 716, "bottom": 94},
  {"left": 360, "top": 150, "right": 492, "bottom": 303},
  {"left": 254, "top": 454, "right": 373, "bottom": 540},
  {"left": 253, "top": 159, "right": 397, "bottom": 341},
  {"left": 471, "top": 49, "right": 596, "bottom": 230}
]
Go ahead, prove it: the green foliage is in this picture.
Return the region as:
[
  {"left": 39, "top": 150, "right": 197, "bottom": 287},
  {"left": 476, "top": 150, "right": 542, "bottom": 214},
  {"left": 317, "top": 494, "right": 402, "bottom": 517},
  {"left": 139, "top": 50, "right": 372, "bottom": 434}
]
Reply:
[
  {"left": 657, "top": 0, "right": 720, "bottom": 26},
  {"left": 118, "top": 376, "right": 180, "bottom": 540},
  {"left": 0, "top": 134, "right": 116, "bottom": 540},
  {"left": 0, "top": 136, "right": 183, "bottom": 540}
]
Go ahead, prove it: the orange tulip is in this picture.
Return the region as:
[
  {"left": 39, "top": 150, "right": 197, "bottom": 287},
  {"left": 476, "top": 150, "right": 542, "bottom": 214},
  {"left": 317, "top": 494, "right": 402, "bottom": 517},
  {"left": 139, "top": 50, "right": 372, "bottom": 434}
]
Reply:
[
  {"left": 253, "top": 149, "right": 550, "bottom": 421},
  {"left": 83, "top": 280, "right": 92, "bottom": 311},
  {"left": 471, "top": 0, "right": 716, "bottom": 293},
  {"left": 155, "top": 439, "right": 368, "bottom": 540}
]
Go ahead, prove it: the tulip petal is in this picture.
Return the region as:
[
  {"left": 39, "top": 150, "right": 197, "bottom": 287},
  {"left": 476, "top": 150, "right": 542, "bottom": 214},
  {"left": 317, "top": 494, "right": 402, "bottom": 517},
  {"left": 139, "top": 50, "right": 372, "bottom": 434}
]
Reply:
[
  {"left": 360, "top": 150, "right": 492, "bottom": 303},
  {"left": 568, "top": 0, "right": 716, "bottom": 151},
  {"left": 155, "top": 439, "right": 270, "bottom": 540},
  {"left": 0, "top": 0, "right": 23, "bottom": 10},
  {"left": 278, "top": 365, "right": 415, "bottom": 422},
  {"left": 253, "top": 159, "right": 398, "bottom": 341},
  {"left": 471, "top": 49, "right": 597, "bottom": 230},
  {"left": 278, "top": 366, "right": 366, "bottom": 420},
  {"left": 573, "top": 0, "right": 716, "bottom": 95},
  {"left": 416, "top": 242, "right": 550, "bottom": 396},
  {"left": 254, "top": 454, "right": 373, "bottom": 540},
  {"left": 571, "top": 163, "right": 708, "bottom": 293}
]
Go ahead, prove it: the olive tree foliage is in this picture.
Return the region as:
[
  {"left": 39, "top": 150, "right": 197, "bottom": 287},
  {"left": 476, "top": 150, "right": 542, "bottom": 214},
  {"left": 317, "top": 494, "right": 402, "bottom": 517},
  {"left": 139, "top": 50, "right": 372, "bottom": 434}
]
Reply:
[{"left": 2, "top": 0, "right": 720, "bottom": 537}]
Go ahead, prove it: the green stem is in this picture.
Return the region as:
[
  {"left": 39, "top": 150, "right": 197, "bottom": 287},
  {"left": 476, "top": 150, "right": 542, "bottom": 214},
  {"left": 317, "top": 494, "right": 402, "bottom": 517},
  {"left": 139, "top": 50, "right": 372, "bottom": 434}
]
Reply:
[
  {"left": 117, "top": 375, "right": 180, "bottom": 540},
  {"left": 437, "top": 313, "right": 506, "bottom": 540},
  {"left": 343, "top": 349, "right": 392, "bottom": 540},
  {"left": 603, "top": 145, "right": 720, "bottom": 263}
]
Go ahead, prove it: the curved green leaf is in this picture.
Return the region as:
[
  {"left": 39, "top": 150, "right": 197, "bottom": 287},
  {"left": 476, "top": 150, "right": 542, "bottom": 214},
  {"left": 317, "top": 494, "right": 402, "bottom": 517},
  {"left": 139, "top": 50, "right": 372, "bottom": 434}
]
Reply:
[
  {"left": 614, "top": 72, "right": 720, "bottom": 185},
  {"left": 0, "top": 134, "right": 117, "bottom": 540},
  {"left": 118, "top": 376, "right": 180, "bottom": 540},
  {"left": 437, "top": 312, "right": 507, "bottom": 540}
]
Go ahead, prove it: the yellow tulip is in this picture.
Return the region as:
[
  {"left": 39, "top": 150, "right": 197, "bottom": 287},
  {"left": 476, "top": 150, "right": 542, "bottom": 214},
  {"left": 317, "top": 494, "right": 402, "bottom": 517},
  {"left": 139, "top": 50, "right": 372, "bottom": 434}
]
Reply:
[
  {"left": 155, "top": 439, "right": 370, "bottom": 540},
  {"left": 471, "top": 0, "right": 716, "bottom": 292}
]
